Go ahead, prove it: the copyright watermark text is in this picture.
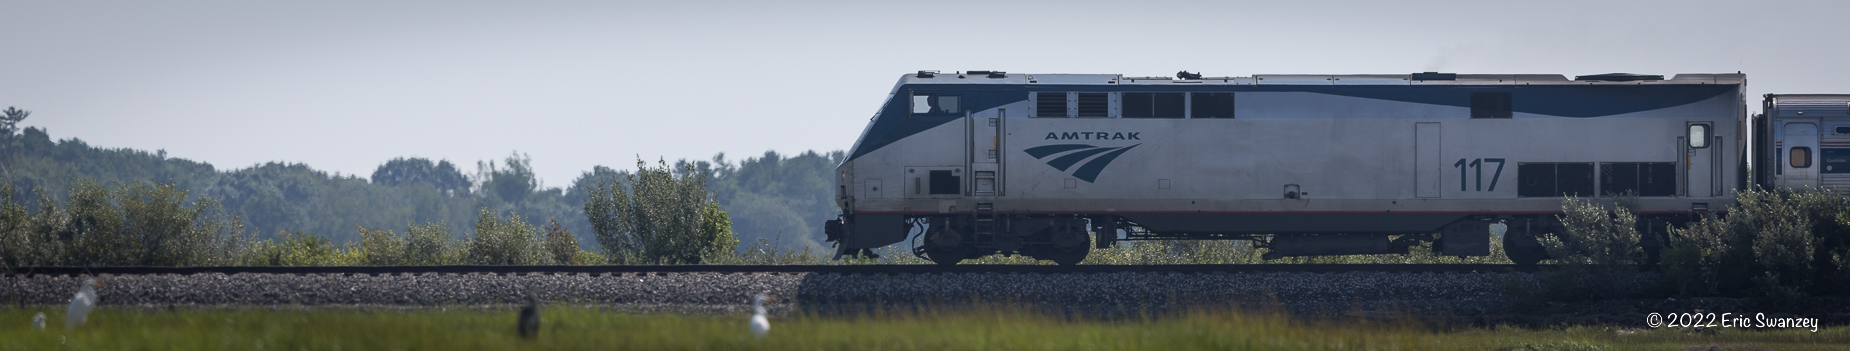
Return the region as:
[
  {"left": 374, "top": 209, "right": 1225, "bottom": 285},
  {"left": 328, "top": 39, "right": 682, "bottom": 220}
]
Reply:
[{"left": 1646, "top": 312, "right": 1820, "bottom": 332}]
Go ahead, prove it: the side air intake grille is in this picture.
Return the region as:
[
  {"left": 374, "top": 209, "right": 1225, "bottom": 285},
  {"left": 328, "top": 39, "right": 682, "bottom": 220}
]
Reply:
[
  {"left": 1575, "top": 73, "right": 1663, "bottom": 81},
  {"left": 1192, "top": 92, "right": 1235, "bottom": 118},
  {"left": 1600, "top": 162, "right": 1676, "bottom": 196},
  {"left": 1076, "top": 93, "right": 1109, "bottom": 117},
  {"left": 1035, "top": 92, "right": 1067, "bottom": 117},
  {"left": 1471, "top": 92, "right": 1512, "bottom": 119},
  {"left": 1774, "top": 96, "right": 1850, "bottom": 116},
  {"left": 1518, "top": 163, "right": 1594, "bottom": 197}
]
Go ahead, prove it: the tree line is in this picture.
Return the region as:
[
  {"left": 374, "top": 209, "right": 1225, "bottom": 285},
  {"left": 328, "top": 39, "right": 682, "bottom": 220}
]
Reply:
[{"left": 0, "top": 107, "right": 844, "bottom": 267}]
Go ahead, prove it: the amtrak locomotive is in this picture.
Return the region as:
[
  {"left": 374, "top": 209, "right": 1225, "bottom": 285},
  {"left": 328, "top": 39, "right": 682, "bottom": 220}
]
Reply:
[{"left": 824, "top": 70, "right": 1762, "bottom": 266}]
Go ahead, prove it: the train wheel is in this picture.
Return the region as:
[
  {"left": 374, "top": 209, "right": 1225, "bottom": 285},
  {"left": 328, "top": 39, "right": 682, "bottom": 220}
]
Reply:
[
  {"left": 924, "top": 247, "right": 968, "bottom": 266},
  {"left": 1503, "top": 223, "right": 1550, "bottom": 267},
  {"left": 1042, "top": 246, "right": 1089, "bottom": 266},
  {"left": 1041, "top": 224, "right": 1091, "bottom": 265}
]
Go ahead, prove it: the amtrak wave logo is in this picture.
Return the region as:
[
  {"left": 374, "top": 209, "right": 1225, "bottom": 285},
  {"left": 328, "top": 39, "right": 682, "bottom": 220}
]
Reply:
[{"left": 1023, "top": 144, "right": 1140, "bottom": 183}]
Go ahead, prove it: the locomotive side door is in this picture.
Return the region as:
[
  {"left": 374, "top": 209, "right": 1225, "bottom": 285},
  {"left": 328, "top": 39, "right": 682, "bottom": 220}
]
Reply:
[
  {"left": 1415, "top": 122, "right": 1441, "bottom": 198},
  {"left": 969, "top": 107, "right": 1003, "bottom": 197},
  {"left": 1782, "top": 122, "right": 1820, "bottom": 187},
  {"left": 1686, "top": 122, "right": 1716, "bottom": 197}
]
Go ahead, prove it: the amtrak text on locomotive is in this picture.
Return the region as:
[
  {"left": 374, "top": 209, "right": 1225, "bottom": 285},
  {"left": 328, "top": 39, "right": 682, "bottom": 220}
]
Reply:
[{"left": 1045, "top": 132, "right": 1141, "bottom": 140}]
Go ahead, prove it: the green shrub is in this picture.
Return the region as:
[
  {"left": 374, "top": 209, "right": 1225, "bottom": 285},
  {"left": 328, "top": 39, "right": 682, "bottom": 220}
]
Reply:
[
  {"left": 1743, "top": 188, "right": 1837, "bottom": 303},
  {"left": 463, "top": 208, "right": 550, "bottom": 265},
  {"left": 717, "top": 232, "right": 824, "bottom": 265},
  {"left": 1534, "top": 197, "right": 1643, "bottom": 300},
  {"left": 0, "top": 183, "right": 62, "bottom": 267},
  {"left": 1664, "top": 186, "right": 1850, "bottom": 300},
  {"left": 1541, "top": 196, "right": 1640, "bottom": 266},
  {"left": 404, "top": 222, "right": 456, "bottom": 265},
  {"left": 583, "top": 160, "right": 736, "bottom": 264},
  {"left": 543, "top": 219, "right": 579, "bottom": 265},
  {"left": 354, "top": 223, "right": 462, "bottom": 266},
  {"left": 247, "top": 231, "right": 348, "bottom": 266},
  {"left": 62, "top": 179, "right": 129, "bottom": 265},
  {"left": 0, "top": 179, "right": 248, "bottom": 267},
  {"left": 357, "top": 226, "right": 408, "bottom": 265}
]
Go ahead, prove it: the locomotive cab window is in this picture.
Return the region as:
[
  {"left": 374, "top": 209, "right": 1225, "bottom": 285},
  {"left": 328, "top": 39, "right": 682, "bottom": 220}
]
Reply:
[
  {"left": 911, "top": 94, "right": 961, "bottom": 114},
  {"left": 1792, "top": 147, "right": 1813, "bottom": 168},
  {"left": 1688, "top": 124, "right": 1709, "bottom": 148}
]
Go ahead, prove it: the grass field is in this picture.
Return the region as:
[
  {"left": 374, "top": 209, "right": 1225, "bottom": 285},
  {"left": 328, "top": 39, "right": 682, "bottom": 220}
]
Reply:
[{"left": 1, "top": 306, "right": 1843, "bottom": 350}]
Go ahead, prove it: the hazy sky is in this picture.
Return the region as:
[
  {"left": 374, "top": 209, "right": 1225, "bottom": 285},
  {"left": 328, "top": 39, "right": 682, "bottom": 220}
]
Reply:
[{"left": 4, "top": 0, "right": 1846, "bottom": 186}]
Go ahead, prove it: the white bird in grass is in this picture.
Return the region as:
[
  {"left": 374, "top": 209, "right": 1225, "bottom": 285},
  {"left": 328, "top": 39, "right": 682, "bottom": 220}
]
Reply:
[
  {"left": 66, "top": 279, "right": 99, "bottom": 330},
  {"left": 31, "top": 312, "right": 45, "bottom": 330},
  {"left": 750, "top": 293, "right": 773, "bottom": 338}
]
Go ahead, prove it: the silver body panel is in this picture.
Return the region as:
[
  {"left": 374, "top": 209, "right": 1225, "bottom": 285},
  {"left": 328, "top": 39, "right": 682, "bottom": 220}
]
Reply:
[{"left": 838, "top": 72, "right": 1747, "bottom": 243}]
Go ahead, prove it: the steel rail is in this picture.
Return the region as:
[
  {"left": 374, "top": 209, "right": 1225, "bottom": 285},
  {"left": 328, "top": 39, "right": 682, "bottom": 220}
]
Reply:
[{"left": 3, "top": 264, "right": 1532, "bottom": 276}]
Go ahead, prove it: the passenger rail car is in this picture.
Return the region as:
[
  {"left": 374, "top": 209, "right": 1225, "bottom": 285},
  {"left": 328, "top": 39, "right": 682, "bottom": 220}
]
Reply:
[
  {"left": 1756, "top": 94, "right": 1850, "bottom": 194},
  {"left": 824, "top": 71, "right": 1747, "bottom": 265}
]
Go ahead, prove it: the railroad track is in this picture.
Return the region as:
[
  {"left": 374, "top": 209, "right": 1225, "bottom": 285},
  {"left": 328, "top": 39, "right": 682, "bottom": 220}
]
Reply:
[{"left": 4, "top": 264, "right": 1532, "bottom": 276}]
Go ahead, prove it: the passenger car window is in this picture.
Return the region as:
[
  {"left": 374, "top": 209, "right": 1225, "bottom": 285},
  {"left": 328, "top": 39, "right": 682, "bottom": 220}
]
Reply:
[{"left": 1792, "top": 147, "right": 1812, "bottom": 168}]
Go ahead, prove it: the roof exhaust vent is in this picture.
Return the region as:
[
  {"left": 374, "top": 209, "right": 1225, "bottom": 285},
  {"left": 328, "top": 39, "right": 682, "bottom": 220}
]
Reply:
[
  {"left": 1574, "top": 73, "right": 1663, "bottom": 82},
  {"left": 1411, "top": 72, "right": 1456, "bottom": 81},
  {"left": 967, "top": 70, "right": 1007, "bottom": 78},
  {"left": 916, "top": 70, "right": 939, "bottom": 78}
]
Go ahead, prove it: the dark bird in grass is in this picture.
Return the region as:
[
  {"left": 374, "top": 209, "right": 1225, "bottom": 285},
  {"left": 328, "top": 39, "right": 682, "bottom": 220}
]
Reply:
[{"left": 518, "top": 293, "right": 540, "bottom": 339}]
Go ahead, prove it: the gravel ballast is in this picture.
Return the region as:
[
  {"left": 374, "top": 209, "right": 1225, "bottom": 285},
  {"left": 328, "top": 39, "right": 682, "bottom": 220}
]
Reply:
[{"left": 3, "top": 270, "right": 1527, "bottom": 318}]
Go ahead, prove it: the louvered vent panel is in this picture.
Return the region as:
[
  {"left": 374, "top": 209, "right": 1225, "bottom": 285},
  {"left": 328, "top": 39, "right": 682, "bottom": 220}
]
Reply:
[
  {"left": 1822, "top": 176, "right": 1850, "bottom": 196},
  {"left": 1076, "top": 93, "right": 1109, "bottom": 117},
  {"left": 1776, "top": 96, "right": 1850, "bottom": 116},
  {"left": 1035, "top": 92, "right": 1067, "bottom": 117},
  {"left": 1471, "top": 92, "right": 1513, "bottom": 119},
  {"left": 1153, "top": 93, "right": 1185, "bottom": 118}
]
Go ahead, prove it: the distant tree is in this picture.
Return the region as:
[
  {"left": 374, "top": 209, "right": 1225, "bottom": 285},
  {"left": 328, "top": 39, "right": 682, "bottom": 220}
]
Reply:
[
  {"left": 0, "top": 107, "right": 30, "bottom": 178},
  {"left": 707, "top": 150, "right": 844, "bottom": 250},
  {"left": 478, "top": 152, "right": 538, "bottom": 204},
  {"left": 371, "top": 157, "right": 471, "bottom": 196},
  {"left": 565, "top": 166, "right": 626, "bottom": 208},
  {"left": 0, "top": 107, "right": 28, "bottom": 136}
]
